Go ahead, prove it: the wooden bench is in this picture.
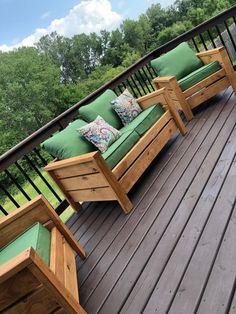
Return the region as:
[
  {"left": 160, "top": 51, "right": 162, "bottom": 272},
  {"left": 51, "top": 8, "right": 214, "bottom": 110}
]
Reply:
[
  {"left": 44, "top": 88, "right": 187, "bottom": 214},
  {"left": 0, "top": 195, "right": 86, "bottom": 314}
]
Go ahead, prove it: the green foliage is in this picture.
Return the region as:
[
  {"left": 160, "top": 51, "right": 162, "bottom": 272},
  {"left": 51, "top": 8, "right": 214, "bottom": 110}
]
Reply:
[{"left": 0, "top": 48, "right": 64, "bottom": 153}]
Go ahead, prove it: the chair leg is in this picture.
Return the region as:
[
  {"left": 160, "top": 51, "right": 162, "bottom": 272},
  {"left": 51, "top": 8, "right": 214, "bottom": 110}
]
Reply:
[
  {"left": 168, "top": 79, "right": 194, "bottom": 121},
  {"left": 220, "top": 49, "right": 236, "bottom": 93},
  {"left": 117, "top": 194, "right": 133, "bottom": 214}
]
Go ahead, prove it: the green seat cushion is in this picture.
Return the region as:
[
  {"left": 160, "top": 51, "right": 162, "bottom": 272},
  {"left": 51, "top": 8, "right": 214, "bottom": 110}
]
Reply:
[
  {"left": 178, "top": 61, "right": 222, "bottom": 91},
  {"left": 41, "top": 119, "right": 95, "bottom": 160},
  {"left": 102, "top": 130, "right": 140, "bottom": 169},
  {"left": 0, "top": 223, "right": 51, "bottom": 266},
  {"left": 151, "top": 42, "right": 203, "bottom": 80},
  {"left": 120, "top": 104, "right": 164, "bottom": 136},
  {"left": 79, "top": 89, "right": 122, "bottom": 129}
]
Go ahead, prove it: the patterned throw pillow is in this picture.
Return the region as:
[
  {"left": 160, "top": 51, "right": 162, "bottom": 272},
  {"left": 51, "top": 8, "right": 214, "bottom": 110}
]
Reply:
[
  {"left": 78, "top": 116, "right": 121, "bottom": 153},
  {"left": 111, "top": 89, "right": 142, "bottom": 126}
]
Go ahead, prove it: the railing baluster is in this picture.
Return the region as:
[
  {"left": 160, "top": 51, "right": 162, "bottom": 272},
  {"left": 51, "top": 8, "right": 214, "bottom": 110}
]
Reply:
[
  {"left": 4, "top": 169, "right": 31, "bottom": 201},
  {"left": 207, "top": 29, "right": 217, "bottom": 48},
  {"left": 215, "top": 24, "right": 227, "bottom": 47},
  {"left": 126, "top": 78, "right": 138, "bottom": 98},
  {"left": 55, "top": 199, "right": 70, "bottom": 215},
  {"left": 191, "top": 37, "right": 200, "bottom": 52},
  {"left": 145, "top": 64, "right": 156, "bottom": 80},
  {"left": 0, "top": 183, "right": 20, "bottom": 208},
  {"left": 24, "top": 155, "right": 62, "bottom": 202},
  {"left": 117, "top": 85, "right": 124, "bottom": 94},
  {"left": 130, "top": 75, "right": 143, "bottom": 97},
  {"left": 199, "top": 33, "right": 208, "bottom": 50},
  {"left": 0, "top": 204, "right": 8, "bottom": 216},
  {"left": 137, "top": 69, "right": 151, "bottom": 93},
  {"left": 122, "top": 82, "right": 127, "bottom": 91},
  {"left": 147, "top": 64, "right": 158, "bottom": 78},
  {"left": 142, "top": 67, "right": 155, "bottom": 91},
  {"left": 33, "top": 148, "right": 48, "bottom": 166},
  {"left": 15, "top": 161, "right": 42, "bottom": 195},
  {"left": 134, "top": 73, "right": 146, "bottom": 95}
]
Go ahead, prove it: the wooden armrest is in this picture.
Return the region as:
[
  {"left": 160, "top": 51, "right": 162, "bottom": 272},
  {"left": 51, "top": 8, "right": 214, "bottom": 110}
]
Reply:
[
  {"left": 196, "top": 47, "right": 225, "bottom": 57},
  {"left": 0, "top": 195, "right": 86, "bottom": 259},
  {"left": 45, "top": 151, "right": 99, "bottom": 171},
  {"left": 153, "top": 76, "right": 176, "bottom": 83},
  {"left": 137, "top": 87, "right": 170, "bottom": 110}
]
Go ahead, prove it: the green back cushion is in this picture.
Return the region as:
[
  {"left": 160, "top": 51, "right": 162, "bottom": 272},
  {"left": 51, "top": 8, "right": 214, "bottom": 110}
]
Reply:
[
  {"left": 151, "top": 42, "right": 203, "bottom": 80},
  {"left": 41, "top": 119, "right": 95, "bottom": 160},
  {"left": 0, "top": 223, "right": 51, "bottom": 266},
  {"left": 178, "top": 61, "right": 221, "bottom": 91},
  {"left": 120, "top": 104, "right": 164, "bottom": 136},
  {"left": 79, "top": 89, "right": 122, "bottom": 129}
]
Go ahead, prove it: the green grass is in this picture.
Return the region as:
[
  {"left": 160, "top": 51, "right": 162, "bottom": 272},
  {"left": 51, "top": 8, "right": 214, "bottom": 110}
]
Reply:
[{"left": 0, "top": 171, "right": 74, "bottom": 222}]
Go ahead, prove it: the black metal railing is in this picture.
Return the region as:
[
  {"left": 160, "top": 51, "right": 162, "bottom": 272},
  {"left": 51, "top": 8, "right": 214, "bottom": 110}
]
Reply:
[{"left": 1, "top": 5, "right": 236, "bottom": 216}]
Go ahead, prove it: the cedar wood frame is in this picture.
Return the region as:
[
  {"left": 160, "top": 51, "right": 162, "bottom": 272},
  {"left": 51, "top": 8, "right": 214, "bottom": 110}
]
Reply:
[
  {"left": 44, "top": 88, "right": 187, "bottom": 214},
  {"left": 0, "top": 195, "right": 86, "bottom": 314},
  {"left": 153, "top": 47, "right": 236, "bottom": 121}
]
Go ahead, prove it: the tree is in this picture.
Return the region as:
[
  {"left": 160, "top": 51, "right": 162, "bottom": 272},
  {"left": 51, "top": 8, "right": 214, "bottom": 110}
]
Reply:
[
  {"left": 0, "top": 48, "right": 63, "bottom": 153},
  {"left": 37, "top": 32, "right": 71, "bottom": 83}
]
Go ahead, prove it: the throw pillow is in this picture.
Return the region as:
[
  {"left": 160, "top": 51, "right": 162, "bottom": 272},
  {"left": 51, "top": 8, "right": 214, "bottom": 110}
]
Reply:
[
  {"left": 111, "top": 89, "right": 142, "bottom": 126},
  {"left": 78, "top": 116, "right": 121, "bottom": 153}
]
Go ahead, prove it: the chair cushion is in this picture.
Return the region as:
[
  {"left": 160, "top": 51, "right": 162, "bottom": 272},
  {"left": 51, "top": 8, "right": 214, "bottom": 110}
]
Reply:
[
  {"left": 102, "top": 130, "right": 140, "bottom": 169},
  {"left": 41, "top": 119, "right": 95, "bottom": 160},
  {"left": 151, "top": 42, "right": 203, "bottom": 80},
  {"left": 0, "top": 223, "right": 51, "bottom": 266},
  {"left": 120, "top": 104, "right": 164, "bottom": 136},
  {"left": 79, "top": 89, "right": 122, "bottom": 129},
  {"left": 111, "top": 89, "right": 142, "bottom": 126},
  {"left": 178, "top": 61, "right": 222, "bottom": 91},
  {"left": 78, "top": 116, "right": 121, "bottom": 153}
]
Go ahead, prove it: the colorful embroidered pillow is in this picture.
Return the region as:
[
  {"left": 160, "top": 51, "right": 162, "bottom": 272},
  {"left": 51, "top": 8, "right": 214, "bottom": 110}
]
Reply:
[
  {"left": 78, "top": 116, "right": 121, "bottom": 153},
  {"left": 111, "top": 89, "right": 142, "bottom": 126}
]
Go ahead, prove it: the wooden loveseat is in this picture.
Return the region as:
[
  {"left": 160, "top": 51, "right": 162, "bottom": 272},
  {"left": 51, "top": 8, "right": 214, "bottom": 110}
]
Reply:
[
  {"left": 0, "top": 195, "right": 86, "bottom": 314},
  {"left": 43, "top": 88, "right": 187, "bottom": 214},
  {"left": 151, "top": 43, "right": 236, "bottom": 121}
]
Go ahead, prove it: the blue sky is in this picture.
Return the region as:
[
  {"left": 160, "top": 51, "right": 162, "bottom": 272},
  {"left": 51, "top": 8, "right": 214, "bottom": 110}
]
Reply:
[{"left": 0, "top": 0, "right": 175, "bottom": 50}]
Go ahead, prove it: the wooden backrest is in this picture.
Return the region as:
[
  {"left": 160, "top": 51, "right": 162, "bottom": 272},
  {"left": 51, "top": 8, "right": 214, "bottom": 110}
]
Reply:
[
  {"left": 0, "top": 196, "right": 53, "bottom": 248},
  {"left": 0, "top": 195, "right": 86, "bottom": 259}
]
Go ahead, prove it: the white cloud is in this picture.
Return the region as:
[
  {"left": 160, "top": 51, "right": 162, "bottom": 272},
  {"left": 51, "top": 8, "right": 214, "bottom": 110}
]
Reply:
[
  {"left": 41, "top": 11, "right": 51, "bottom": 20},
  {"left": 0, "top": 0, "right": 122, "bottom": 52}
]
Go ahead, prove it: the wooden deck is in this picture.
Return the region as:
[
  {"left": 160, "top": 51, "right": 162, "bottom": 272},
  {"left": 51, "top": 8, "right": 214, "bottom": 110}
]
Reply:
[{"left": 66, "top": 87, "right": 236, "bottom": 314}]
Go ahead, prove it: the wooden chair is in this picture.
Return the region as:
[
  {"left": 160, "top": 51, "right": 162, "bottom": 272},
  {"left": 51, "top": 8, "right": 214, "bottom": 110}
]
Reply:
[
  {"left": 153, "top": 46, "right": 236, "bottom": 121},
  {"left": 0, "top": 195, "right": 86, "bottom": 314}
]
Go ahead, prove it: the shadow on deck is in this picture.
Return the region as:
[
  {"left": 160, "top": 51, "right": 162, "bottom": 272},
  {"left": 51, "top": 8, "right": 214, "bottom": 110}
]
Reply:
[{"left": 67, "top": 87, "right": 236, "bottom": 314}]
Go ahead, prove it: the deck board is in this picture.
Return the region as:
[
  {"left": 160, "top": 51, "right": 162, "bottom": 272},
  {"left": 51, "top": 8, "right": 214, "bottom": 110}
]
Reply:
[{"left": 67, "top": 87, "right": 236, "bottom": 314}]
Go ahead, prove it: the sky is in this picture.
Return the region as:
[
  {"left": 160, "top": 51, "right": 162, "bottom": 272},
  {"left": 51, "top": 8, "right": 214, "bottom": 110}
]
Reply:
[{"left": 0, "top": 0, "right": 175, "bottom": 51}]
